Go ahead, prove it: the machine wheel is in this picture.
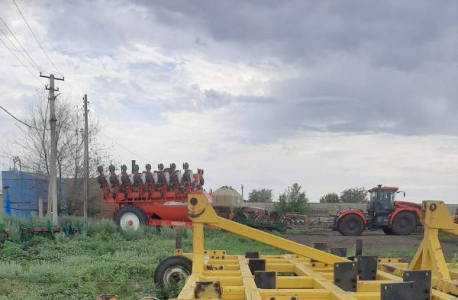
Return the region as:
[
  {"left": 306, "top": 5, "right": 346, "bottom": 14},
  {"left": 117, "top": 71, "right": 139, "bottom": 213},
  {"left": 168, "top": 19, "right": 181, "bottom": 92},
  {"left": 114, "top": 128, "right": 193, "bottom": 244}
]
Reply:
[
  {"left": 154, "top": 256, "right": 192, "bottom": 287},
  {"left": 392, "top": 211, "right": 416, "bottom": 235},
  {"left": 337, "top": 215, "right": 364, "bottom": 236},
  {"left": 115, "top": 205, "right": 148, "bottom": 231},
  {"left": 382, "top": 227, "right": 396, "bottom": 235}
]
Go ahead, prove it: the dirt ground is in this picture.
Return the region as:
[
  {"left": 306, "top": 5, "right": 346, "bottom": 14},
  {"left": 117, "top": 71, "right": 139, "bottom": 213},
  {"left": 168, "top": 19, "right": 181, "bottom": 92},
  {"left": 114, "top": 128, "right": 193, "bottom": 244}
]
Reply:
[{"left": 286, "top": 228, "right": 458, "bottom": 261}]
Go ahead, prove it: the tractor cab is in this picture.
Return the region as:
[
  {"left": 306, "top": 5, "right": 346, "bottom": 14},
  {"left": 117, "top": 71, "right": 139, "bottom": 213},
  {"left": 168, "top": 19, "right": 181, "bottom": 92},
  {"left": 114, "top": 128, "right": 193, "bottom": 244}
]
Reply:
[{"left": 366, "top": 185, "right": 398, "bottom": 228}]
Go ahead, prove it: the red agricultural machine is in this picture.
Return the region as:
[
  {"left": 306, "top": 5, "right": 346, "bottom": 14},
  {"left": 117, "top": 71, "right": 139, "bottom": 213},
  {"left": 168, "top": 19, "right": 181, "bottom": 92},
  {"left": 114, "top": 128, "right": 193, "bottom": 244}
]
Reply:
[
  {"left": 97, "top": 162, "right": 208, "bottom": 230},
  {"left": 334, "top": 185, "right": 422, "bottom": 236}
]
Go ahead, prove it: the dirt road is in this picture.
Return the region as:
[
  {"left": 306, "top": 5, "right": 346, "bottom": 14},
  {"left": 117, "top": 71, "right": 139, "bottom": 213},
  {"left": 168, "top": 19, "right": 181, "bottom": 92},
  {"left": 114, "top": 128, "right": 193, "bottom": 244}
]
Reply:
[{"left": 286, "top": 228, "right": 458, "bottom": 261}]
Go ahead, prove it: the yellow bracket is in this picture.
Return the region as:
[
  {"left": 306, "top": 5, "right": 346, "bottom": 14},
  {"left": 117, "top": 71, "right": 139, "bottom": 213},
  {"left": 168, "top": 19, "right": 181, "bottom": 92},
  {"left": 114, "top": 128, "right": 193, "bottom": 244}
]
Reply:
[
  {"left": 187, "top": 193, "right": 347, "bottom": 274},
  {"left": 409, "top": 201, "right": 458, "bottom": 279}
]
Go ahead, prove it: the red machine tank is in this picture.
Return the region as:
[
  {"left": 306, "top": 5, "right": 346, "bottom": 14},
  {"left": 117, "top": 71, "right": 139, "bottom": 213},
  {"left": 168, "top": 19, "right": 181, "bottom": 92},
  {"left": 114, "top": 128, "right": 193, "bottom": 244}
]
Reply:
[{"left": 97, "top": 162, "right": 210, "bottom": 230}]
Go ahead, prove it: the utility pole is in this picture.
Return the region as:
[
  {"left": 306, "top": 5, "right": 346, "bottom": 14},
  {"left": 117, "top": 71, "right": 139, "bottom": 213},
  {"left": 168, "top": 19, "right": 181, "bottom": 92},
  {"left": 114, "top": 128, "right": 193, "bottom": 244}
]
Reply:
[
  {"left": 40, "top": 73, "right": 64, "bottom": 226},
  {"left": 83, "top": 94, "right": 89, "bottom": 219},
  {"left": 241, "top": 184, "right": 244, "bottom": 201}
]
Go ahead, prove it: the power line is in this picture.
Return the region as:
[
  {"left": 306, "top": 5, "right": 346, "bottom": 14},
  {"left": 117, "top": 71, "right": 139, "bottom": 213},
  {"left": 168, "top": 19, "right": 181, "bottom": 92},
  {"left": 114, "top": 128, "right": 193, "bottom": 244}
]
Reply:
[
  {"left": 0, "top": 35, "right": 41, "bottom": 83},
  {"left": 99, "top": 130, "right": 149, "bottom": 161},
  {"left": 0, "top": 103, "right": 80, "bottom": 133},
  {"left": 0, "top": 25, "right": 36, "bottom": 71},
  {"left": 12, "top": 0, "right": 61, "bottom": 74},
  {"left": 0, "top": 15, "right": 42, "bottom": 72},
  {"left": 0, "top": 105, "right": 43, "bottom": 130}
]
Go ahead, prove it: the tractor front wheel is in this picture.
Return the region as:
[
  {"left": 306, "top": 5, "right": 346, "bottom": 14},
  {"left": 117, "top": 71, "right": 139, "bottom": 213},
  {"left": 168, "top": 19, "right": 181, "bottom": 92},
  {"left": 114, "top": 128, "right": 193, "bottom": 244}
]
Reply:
[
  {"left": 392, "top": 211, "right": 416, "bottom": 235},
  {"left": 115, "top": 206, "right": 148, "bottom": 231},
  {"left": 337, "top": 215, "right": 364, "bottom": 236},
  {"left": 154, "top": 256, "right": 192, "bottom": 287}
]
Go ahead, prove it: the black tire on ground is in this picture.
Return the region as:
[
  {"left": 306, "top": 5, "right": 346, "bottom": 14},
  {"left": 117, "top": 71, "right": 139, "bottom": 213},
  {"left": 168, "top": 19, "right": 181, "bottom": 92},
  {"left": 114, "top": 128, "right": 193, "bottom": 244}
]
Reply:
[
  {"left": 115, "top": 205, "right": 148, "bottom": 230},
  {"left": 391, "top": 211, "right": 417, "bottom": 235},
  {"left": 382, "top": 227, "right": 396, "bottom": 235},
  {"left": 154, "top": 256, "right": 192, "bottom": 287},
  {"left": 337, "top": 214, "right": 365, "bottom": 236}
]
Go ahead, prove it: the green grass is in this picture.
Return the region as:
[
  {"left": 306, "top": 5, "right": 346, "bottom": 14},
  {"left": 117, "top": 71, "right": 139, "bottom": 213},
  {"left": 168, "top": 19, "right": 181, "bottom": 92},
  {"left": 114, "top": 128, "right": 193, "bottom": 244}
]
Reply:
[{"left": 0, "top": 217, "right": 281, "bottom": 300}]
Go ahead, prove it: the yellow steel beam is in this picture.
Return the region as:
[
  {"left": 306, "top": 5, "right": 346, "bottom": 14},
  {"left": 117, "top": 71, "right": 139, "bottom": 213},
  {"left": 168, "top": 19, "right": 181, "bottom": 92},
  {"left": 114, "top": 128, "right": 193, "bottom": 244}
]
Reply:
[
  {"left": 238, "top": 256, "right": 263, "bottom": 300},
  {"left": 187, "top": 194, "right": 347, "bottom": 264},
  {"left": 409, "top": 201, "right": 458, "bottom": 282},
  {"left": 177, "top": 273, "right": 200, "bottom": 300},
  {"left": 287, "top": 256, "right": 359, "bottom": 300},
  {"left": 258, "top": 289, "right": 332, "bottom": 299},
  {"left": 192, "top": 222, "right": 205, "bottom": 274}
]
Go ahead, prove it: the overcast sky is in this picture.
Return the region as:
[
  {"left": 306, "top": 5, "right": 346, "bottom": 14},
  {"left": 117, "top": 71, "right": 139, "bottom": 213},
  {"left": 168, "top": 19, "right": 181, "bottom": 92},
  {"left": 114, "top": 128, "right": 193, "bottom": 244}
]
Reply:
[{"left": 1, "top": 0, "right": 458, "bottom": 203}]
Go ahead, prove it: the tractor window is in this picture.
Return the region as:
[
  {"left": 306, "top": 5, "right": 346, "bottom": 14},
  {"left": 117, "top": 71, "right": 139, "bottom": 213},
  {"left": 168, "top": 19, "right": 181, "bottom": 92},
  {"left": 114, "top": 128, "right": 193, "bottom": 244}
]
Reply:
[
  {"left": 370, "top": 191, "right": 377, "bottom": 201},
  {"left": 390, "top": 191, "right": 396, "bottom": 201}
]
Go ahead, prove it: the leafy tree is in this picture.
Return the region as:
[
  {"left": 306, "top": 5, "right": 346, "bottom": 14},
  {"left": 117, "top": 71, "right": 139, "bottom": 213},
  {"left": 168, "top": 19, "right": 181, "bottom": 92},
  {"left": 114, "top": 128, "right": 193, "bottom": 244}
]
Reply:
[
  {"left": 274, "top": 183, "right": 308, "bottom": 213},
  {"left": 340, "top": 187, "right": 368, "bottom": 203},
  {"left": 248, "top": 188, "right": 273, "bottom": 202},
  {"left": 319, "top": 193, "right": 340, "bottom": 203},
  {"left": 2, "top": 93, "right": 114, "bottom": 216}
]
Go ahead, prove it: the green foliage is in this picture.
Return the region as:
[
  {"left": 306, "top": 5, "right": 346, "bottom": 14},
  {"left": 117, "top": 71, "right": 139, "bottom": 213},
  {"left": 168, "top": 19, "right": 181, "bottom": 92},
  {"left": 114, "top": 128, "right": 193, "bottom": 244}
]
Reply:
[
  {"left": 340, "top": 187, "right": 368, "bottom": 203},
  {"left": 319, "top": 193, "right": 340, "bottom": 203},
  {"left": 274, "top": 183, "right": 308, "bottom": 213},
  {"left": 248, "top": 188, "right": 273, "bottom": 202},
  {"left": 0, "top": 217, "right": 282, "bottom": 300}
]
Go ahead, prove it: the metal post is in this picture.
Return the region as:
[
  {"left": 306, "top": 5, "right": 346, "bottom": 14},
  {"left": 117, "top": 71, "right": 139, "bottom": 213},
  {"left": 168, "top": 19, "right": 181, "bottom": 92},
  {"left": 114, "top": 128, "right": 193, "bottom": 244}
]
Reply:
[
  {"left": 83, "top": 94, "right": 89, "bottom": 219},
  {"left": 38, "top": 197, "right": 43, "bottom": 218},
  {"left": 40, "top": 73, "right": 64, "bottom": 226},
  {"left": 355, "top": 239, "right": 363, "bottom": 257}
]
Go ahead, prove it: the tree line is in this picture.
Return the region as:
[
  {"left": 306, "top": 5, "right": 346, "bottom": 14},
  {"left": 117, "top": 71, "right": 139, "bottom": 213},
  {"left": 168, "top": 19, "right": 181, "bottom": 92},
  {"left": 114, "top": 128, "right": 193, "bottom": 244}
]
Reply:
[
  {"left": 319, "top": 187, "right": 368, "bottom": 203},
  {"left": 247, "top": 184, "right": 308, "bottom": 213},
  {"left": 247, "top": 185, "right": 368, "bottom": 214}
]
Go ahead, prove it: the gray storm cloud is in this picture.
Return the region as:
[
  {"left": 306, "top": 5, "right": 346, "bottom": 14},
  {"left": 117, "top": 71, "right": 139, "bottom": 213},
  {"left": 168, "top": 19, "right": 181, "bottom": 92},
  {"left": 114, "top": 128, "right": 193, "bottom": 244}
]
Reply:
[{"left": 32, "top": 0, "right": 458, "bottom": 140}]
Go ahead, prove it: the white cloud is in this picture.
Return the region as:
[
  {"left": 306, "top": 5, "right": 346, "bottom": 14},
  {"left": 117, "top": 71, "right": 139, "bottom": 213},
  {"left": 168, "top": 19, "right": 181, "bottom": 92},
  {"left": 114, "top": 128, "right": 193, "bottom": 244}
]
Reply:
[{"left": 1, "top": 0, "right": 458, "bottom": 205}]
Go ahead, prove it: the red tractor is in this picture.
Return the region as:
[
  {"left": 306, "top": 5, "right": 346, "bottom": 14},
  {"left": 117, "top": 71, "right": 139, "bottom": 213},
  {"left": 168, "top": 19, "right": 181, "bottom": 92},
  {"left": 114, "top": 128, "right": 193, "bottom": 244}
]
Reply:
[{"left": 334, "top": 185, "right": 422, "bottom": 236}]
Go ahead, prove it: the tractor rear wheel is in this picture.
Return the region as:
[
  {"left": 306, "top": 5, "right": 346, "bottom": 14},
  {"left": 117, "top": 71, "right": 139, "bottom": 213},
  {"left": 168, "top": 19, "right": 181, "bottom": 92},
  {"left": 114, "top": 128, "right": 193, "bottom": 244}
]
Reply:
[
  {"left": 382, "top": 227, "right": 396, "bottom": 235},
  {"left": 154, "top": 256, "right": 192, "bottom": 287},
  {"left": 115, "top": 205, "right": 148, "bottom": 231},
  {"left": 392, "top": 211, "right": 416, "bottom": 235},
  {"left": 337, "top": 215, "right": 364, "bottom": 236}
]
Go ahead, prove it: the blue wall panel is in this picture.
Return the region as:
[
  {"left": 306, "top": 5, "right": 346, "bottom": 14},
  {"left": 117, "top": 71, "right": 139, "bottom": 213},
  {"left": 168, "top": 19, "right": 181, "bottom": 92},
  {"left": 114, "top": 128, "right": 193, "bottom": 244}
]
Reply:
[{"left": 1, "top": 171, "right": 66, "bottom": 219}]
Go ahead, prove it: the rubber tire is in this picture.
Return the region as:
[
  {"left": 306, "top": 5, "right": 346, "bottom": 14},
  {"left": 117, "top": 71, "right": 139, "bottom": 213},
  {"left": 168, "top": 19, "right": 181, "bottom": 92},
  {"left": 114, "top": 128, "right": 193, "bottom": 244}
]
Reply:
[
  {"left": 154, "top": 256, "right": 192, "bottom": 287},
  {"left": 392, "top": 211, "right": 416, "bottom": 235},
  {"left": 382, "top": 227, "right": 396, "bottom": 235},
  {"left": 337, "top": 215, "right": 365, "bottom": 236},
  {"left": 115, "top": 205, "right": 148, "bottom": 230}
]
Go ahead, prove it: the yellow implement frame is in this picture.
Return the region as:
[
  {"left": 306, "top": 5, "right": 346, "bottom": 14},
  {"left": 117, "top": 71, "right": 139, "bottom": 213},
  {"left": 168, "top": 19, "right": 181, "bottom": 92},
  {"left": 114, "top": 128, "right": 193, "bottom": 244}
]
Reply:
[
  {"left": 97, "top": 196, "right": 458, "bottom": 300},
  {"left": 176, "top": 195, "right": 458, "bottom": 300}
]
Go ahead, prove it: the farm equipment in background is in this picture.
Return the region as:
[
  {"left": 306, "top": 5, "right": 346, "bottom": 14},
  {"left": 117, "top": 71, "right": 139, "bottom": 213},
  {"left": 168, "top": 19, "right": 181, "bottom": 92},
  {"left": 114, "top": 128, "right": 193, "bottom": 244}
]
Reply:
[
  {"left": 334, "top": 185, "right": 422, "bottom": 236},
  {"left": 0, "top": 215, "right": 20, "bottom": 249},
  {"left": 97, "top": 161, "right": 208, "bottom": 230},
  {"left": 284, "top": 212, "right": 309, "bottom": 227},
  {"left": 98, "top": 193, "right": 458, "bottom": 300},
  {"left": 233, "top": 206, "right": 287, "bottom": 232},
  {"left": 98, "top": 162, "right": 310, "bottom": 232},
  {"left": 19, "top": 220, "right": 82, "bottom": 242}
]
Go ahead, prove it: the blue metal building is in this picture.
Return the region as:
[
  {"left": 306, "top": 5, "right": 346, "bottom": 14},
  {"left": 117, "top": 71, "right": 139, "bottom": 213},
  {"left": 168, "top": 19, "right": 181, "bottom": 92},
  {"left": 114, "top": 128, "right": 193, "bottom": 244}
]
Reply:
[{"left": 1, "top": 171, "right": 66, "bottom": 219}]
